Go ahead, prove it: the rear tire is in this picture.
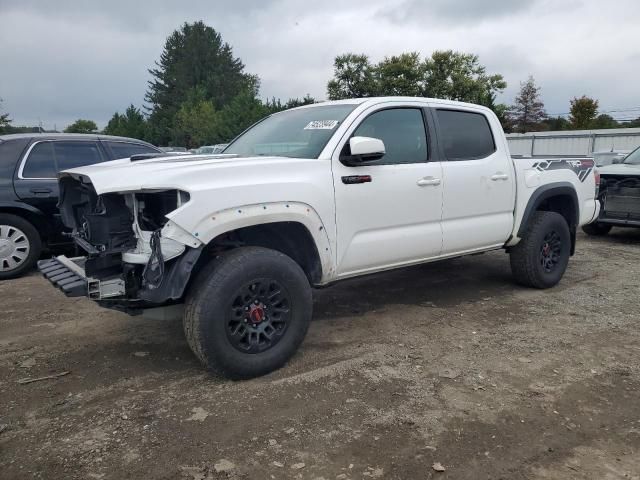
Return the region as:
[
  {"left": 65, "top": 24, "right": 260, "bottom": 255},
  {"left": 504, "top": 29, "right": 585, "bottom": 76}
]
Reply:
[
  {"left": 510, "top": 211, "right": 571, "bottom": 289},
  {"left": 0, "top": 214, "right": 42, "bottom": 280},
  {"left": 582, "top": 222, "right": 612, "bottom": 236},
  {"left": 183, "top": 246, "right": 312, "bottom": 379}
]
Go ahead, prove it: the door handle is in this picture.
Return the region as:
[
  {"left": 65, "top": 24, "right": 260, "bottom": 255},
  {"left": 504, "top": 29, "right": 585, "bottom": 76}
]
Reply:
[
  {"left": 30, "top": 187, "right": 53, "bottom": 194},
  {"left": 417, "top": 176, "right": 441, "bottom": 187},
  {"left": 490, "top": 173, "right": 509, "bottom": 181}
]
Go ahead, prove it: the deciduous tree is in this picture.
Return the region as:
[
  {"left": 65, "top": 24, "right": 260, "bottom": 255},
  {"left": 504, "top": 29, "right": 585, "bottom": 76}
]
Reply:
[
  {"left": 422, "top": 50, "right": 506, "bottom": 104},
  {"left": 507, "top": 76, "right": 547, "bottom": 133},
  {"left": 326, "top": 50, "right": 506, "bottom": 117},
  {"left": 541, "top": 116, "right": 571, "bottom": 131},
  {"left": 327, "top": 54, "right": 378, "bottom": 100},
  {"left": 64, "top": 119, "right": 98, "bottom": 134},
  {"left": 569, "top": 96, "right": 599, "bottom": 129},
  {"left": 376, "top": 52, "right": 424, "bottom": 97},
  {"left": 592, "top": 113, "right": 619, "bottom": 129}
]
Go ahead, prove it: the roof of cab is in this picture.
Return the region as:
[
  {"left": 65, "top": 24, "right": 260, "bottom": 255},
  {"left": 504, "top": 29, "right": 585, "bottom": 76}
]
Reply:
[{"left": 290, "top": 96, "right": 491, "bottom": 112}]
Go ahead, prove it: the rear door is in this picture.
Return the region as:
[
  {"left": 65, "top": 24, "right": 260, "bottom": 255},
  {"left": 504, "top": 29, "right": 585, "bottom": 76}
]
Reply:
[
  {"left": 14, "top": 139, "right": 105, "bottom": 243},
  {"left": 14, "top": 141, "right": 60, "bottom": 221},
  {"left": 431, "top": 106, "right": 515, "bottom": 254}
]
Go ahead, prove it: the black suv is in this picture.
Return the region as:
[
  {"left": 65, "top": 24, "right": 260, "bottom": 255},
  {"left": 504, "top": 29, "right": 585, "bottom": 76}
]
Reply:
[{"left": 0, "top": 133, "right": 162, "bottom": 279}]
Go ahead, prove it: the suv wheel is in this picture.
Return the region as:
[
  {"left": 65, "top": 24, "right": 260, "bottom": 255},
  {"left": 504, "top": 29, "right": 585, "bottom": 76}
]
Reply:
[
  {"left": 582, "top": 222, "right": 612, "bottom": 236},
  {"left": 184, "top": 246, "right": 312, "bottom": 379},
  {"left": 510, "top": 211, "right": 571, "bottom": 289},
  {"left": 0, "top": 214, "right": 42, "bottom": 280}
]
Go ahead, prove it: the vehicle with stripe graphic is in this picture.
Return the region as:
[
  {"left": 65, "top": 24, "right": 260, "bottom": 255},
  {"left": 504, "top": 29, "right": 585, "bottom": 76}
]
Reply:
[{"left": 36, "top": 97, "right": 600, "bottom": 378}]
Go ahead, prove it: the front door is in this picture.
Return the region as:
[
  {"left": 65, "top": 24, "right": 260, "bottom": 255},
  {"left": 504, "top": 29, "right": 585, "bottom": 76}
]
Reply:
[{"left": 332, "top": 105, "right": 443, "bottom": 277}]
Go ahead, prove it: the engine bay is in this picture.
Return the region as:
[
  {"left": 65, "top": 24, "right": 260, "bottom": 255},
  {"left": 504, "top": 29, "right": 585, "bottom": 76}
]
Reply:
[{"left": 56, "top": 176, "right": 200, "bottom": 310}]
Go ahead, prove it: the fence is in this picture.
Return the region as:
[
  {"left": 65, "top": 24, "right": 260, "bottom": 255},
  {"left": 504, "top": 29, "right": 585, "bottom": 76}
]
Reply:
[{"left": 506, "top": 128, "right": 640, "bottom": 157}]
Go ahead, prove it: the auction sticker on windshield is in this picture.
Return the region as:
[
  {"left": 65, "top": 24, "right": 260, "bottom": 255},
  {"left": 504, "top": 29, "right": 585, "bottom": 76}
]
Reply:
[{"left": 304, "top": 120, "right": 339, "bottom": 130}]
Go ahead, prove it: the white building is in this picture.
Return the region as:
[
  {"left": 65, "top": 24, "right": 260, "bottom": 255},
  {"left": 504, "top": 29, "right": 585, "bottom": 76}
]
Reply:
[{"left": 506, "top": 128, "right": 640, "bottom": 157}]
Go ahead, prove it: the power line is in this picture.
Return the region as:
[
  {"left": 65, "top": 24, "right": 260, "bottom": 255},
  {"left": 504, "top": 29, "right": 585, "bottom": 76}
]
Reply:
[{"left": 548, "top": 106, "right": 640, "bottom": 117}]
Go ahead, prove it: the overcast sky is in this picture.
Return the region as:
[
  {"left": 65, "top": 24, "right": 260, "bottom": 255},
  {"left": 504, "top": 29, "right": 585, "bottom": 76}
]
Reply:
[{"left": 1, "top": 0, "right": 639, "bottom": 130}]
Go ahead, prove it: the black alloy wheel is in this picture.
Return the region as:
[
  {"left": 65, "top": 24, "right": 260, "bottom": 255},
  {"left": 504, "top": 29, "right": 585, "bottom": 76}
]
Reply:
[
  {"left": 539, "top": 231, "right": 562, "bottom": 273},
  {"left": 227, "top": 279, "right": 291, "bottom": 353}
]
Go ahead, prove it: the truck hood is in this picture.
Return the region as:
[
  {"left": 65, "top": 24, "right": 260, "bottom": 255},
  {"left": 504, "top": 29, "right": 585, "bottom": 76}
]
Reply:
[
  {"left": 599, "top": 163, "right": 640, "bottom": 176},
  {"left": 59, "top": 154, "right": 319, "bottom": 194}
]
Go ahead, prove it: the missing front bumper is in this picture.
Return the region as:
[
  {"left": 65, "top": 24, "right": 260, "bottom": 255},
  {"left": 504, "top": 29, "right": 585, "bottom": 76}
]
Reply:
[
  {"left": 37, "top": 256, "right": 125, "bottom": 299},
  {"left": 38, "top": 257, "right": 88, "bottom": 297}
]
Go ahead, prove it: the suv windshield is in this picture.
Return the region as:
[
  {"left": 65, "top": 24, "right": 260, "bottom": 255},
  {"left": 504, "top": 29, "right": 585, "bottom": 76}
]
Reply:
[
  {"left": 623, "top": 146, "right": 640, "bottom": 165},
  {"left": 224, "top": 104, "right": 357, "bottom": 159}
]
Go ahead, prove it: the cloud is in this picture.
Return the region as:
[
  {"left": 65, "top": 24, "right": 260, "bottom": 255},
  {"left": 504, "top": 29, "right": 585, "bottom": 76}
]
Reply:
[
  {"left": 379, "top": 0, "right": 539, "bottom": 25},
  {"left": 1, "top": 0, "right": 639, "bottom": 131}
]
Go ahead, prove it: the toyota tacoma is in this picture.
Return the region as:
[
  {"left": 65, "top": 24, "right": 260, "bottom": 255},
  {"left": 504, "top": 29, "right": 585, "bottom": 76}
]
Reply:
[{"left": 37, "top": 97, "right": 600, "bottom": 378}]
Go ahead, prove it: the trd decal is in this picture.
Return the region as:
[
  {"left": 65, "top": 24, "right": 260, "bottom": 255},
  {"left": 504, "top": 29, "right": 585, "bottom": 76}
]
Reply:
[{"left": 531, "top": 159, "right": 594, "bottom": 182}]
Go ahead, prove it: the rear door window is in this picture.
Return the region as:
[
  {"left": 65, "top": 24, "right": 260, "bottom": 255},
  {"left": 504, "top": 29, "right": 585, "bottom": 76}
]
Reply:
[
  {"left": 22, "top": 142, "right": 56, "bottom": 178},
  {"left": 436, "top": 109, "right": 496, "bottom": 160},
  {"left": 104, "top": 141, "right": 159, "bottom": 159},
  {"left": 53, "top": 141, "right": 103, "bottom": 170}
]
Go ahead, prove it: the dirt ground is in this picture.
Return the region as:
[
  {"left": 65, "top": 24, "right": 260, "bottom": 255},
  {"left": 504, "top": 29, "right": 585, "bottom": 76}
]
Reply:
[{"left": 1, "top": 231, "right": 640, "bottom": 480}]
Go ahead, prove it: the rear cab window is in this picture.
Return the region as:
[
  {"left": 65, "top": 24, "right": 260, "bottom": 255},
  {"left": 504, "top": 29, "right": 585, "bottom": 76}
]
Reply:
[
  {"left": 104, "top": 141, "right": 159, "bottom": 159},
  {"left": 435, "top": 109, "right": 496, "bottom": 160}
]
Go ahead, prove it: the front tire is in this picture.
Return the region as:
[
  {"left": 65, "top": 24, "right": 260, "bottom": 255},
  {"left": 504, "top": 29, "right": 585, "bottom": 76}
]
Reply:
[
  {"left": 0, "top": 214, "right": 42, "bottom": 280},
  {"left": 510, "top": 211, "right": 571, "bottom": 289},
  {"left": 184, "top": 247, "right": 313, "bottom": 379},
  {"left": 582, "top": 222, "right": 612, "bottom": 236}
]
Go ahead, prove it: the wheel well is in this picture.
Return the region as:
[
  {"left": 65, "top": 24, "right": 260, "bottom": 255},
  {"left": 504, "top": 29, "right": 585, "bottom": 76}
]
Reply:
[
  {"left": 519, "top": 186, "right": 579, "bottom": 255},
  {"left": 536, "top": 194, "right": 577, "bottom": 229},
  {"left": 200, "top": 222, "right": 323, "bottom": 285},
  {"left": 0, "top": 207, "right": 49, "bottom": 242}
]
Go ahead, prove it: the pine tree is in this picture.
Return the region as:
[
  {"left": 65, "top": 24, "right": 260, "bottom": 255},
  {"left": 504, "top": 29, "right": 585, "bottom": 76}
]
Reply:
[
  {"left": 104, "top": 105, "right": 148, "bottom": 140},
  {"left": 145, "top": 21, "right": 258, "bottom": 145}
]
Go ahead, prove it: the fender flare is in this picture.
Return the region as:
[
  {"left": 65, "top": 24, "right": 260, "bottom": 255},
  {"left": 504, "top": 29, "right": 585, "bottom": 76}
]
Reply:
[
  {"left": 517, "top": 182, "right": 579, "bottom": 237},
  {"left": 180, "top": 201, "right": 335, "bottom": 282},
  {"left": 516, "top": 182, "right": 579, "bottom": 254}
]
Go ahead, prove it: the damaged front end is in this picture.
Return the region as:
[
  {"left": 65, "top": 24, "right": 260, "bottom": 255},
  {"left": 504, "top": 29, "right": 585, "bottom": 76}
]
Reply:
[
  {"left": 38, "top": 175, "right": 202, "bottom": 314},
  {"left": 597, "top": 175, "right": 640, "bottom": 227}
]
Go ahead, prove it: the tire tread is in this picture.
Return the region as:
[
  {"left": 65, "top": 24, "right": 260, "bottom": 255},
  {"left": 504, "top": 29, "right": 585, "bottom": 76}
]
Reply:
[
  {"left": 183, "top": 246, "right": 312, "bottom": 378},
  {"left": 510, "top": 211, "right": 570, "bottom": 289}
]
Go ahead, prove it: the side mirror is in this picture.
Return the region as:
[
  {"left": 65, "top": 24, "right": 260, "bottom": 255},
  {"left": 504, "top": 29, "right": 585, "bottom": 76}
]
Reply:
[{"left": 341, "top": 136, "right": 385, "bottom": 166}]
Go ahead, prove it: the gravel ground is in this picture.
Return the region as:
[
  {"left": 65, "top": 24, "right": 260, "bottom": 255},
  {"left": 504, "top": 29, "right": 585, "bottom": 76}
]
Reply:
[{"left": 1, "top": 230, "right": 640, "bottom": 480}]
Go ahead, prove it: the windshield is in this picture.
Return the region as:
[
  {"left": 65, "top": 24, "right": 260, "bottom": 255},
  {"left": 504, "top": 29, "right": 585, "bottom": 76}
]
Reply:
[
  {"left": 224, "top": 104, "right": 357, "bottom": 159},
  {"left": 624, "top": 146, "right": 640, "bottom": 165}
]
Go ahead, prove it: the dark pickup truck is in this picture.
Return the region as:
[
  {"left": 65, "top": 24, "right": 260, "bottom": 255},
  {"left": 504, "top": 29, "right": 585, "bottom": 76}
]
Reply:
[
  {"left": 583, "top": 145, "right": 640, "bottom": 236},
  {"left": 0, "top": 133, "right": 161, "bottom": 279}
]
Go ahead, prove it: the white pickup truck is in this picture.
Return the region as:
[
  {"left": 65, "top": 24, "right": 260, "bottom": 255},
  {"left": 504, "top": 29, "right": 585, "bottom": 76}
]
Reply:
[{"left": 39, "top": 97, "right": 600, "bottom": 378}]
